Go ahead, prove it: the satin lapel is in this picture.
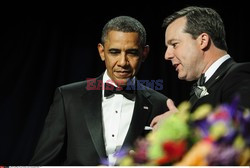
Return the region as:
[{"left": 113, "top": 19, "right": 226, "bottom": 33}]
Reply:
[
  {"left": 81, "top": 76, "right": 107, "bottom": 159},
  {"left": 190, "top": 58, "right": 235, "bottom": 108},
  {"left": 122, "top": 83, "right": 152, "bottom": 148}
]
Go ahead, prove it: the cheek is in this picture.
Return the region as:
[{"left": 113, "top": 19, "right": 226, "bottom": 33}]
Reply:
[
  {"left": 130, "top": 58, "right": 141, "bottom": 69},
  {"left": 106, "top": 58, "right": 117, "bottom": 68}
]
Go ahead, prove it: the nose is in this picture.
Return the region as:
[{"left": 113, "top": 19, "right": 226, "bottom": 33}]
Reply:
[
  {"left": 164, "top": 47, "right": 174, "bottom": 60},
  {"left": 118, "top": 53, "right": 128, "bottom": 67}
]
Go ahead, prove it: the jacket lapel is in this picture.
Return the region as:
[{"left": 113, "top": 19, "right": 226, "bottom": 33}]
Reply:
[
  {"left": 204, "top": 58, "right": 235, "bottom": 89},
  {"left": 190, "top": 58, "right": 235, "bottom": 108},
  {"left": 122, "top": 82, "right": 152, "bottom": 148},
  {"left": 81, "top": 75, "right": 107, "bottom": 159}
]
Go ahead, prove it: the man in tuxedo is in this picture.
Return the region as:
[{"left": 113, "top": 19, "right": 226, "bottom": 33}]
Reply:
[
  {"left": 150, "top": 6, "right": 250, "bottom": 128},
  {"left": 29, "top": 16, "right": 168, "bottom": 166}
]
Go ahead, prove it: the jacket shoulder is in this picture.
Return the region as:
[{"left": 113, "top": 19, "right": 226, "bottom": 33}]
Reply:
[
  {"left": 139, "top": 84, "right": 168, "bottom": 101},
  {"left": 147, "top": 87, "right": 168, "bottom": 101},
  {"left": 59, "top": 81, "right": 86, "bottom": 92},
  {"left": 58, "top": 76, "right": 103, "bottom": 92}
]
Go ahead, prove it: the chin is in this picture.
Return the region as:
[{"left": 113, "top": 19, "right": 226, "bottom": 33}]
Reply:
[
  {"left": 120, "top": 80, "right": 129, "bottom": 86},
  {"left": 178, "top": 75, "right": 187, "bottom": 81},
  {"left": 113, "top": 79, "right": 128, "bottom": 87}
]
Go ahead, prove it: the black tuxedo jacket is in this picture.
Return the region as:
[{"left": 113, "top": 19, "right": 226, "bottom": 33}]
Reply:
[
  {"left": 29, "top": 75, "right": 168, "bottom": 166},
  {"left": 190, "top": 58, "right": 250, "bottom": 111}
]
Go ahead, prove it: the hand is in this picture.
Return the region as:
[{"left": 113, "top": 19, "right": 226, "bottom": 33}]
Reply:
[{"left": 150, "top": 98, "right": 178, "bottom": 131}]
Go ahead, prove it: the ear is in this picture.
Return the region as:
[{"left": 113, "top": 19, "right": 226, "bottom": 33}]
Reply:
[
  {"left": 198, "top": 33, "right": 210, "bottom": 50},
  {"left": 97, "top": 43, "right": 105, "bottom": 61},
  {"left": 141, "top": 45, "right": 149, "bottom": 62}
]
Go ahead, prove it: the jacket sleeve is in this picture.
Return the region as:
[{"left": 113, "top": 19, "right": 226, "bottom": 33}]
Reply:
[{"left": 29, "top": 88, "right": 67, "bottom": 165}]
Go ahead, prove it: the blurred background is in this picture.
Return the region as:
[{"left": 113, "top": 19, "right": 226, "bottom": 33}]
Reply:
[{"left": 1, "top": 0, "right": 249, "bottom": 165}]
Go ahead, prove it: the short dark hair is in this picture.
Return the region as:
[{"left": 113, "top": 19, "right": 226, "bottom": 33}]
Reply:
[
  {"left": 101, "top": 16, "right": 147, "bottom": 47},
  {"left": 162, "top": 6, "right": 227, "bottom": 51}
]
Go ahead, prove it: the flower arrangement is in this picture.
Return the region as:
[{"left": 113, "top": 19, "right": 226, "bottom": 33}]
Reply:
[{"left": 116, "top": 97, "right": 250, "bottom": 166}]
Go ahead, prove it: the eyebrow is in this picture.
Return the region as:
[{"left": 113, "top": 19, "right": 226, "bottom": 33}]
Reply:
[
  {"left": 108, "top": 48, "right": 139, "bottom": 51},
  {"left": 126, "top": 48, "right": 139, "bottom": 52},
  {"left": 108, "top": 48, "right": 120, "bottom": 51},
  {"left": 167, "top": 39, "right": 178, "bottom": 45}
]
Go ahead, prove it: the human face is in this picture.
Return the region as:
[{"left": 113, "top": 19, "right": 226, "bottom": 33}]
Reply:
[
  {"left": 164, "top": 17, "right": 204, "bottom": 81},
  {"left": 98, "top": 31, "right": 148, "bottom": 86}
]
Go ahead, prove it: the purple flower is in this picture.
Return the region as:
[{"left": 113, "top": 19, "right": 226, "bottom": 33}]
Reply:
[
  {"left": 216, "top": 130, "right": 238, "bottom": 145},
  {"left": 100, "top": 158, "right": 109, "bottom": 166},
  {"left": 193, "top": 119, "right": 210, "bottom": 138},
  {"left": 238, "top": 109, "right": 250, "bottom": 145},
  {"left": 207, "top": 144, "right": 240, "bottom": 165},
  {"left": 228, "top": 94, "right": 240, "bottom": 119},
  {"left": 114, "top": 146, "right": 130, "bottom": 158}
]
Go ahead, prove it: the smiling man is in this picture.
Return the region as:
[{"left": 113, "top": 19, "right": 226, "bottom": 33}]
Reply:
[{"left": 29, "top": 16, "right": 168, "bottom": 166}]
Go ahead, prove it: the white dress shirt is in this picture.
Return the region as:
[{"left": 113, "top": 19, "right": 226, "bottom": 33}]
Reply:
[
  {"left": 101, "top": 70, "right": 135, "bottom": 165},
  {"left": 204, "top": 54, "right": 231, "bottom": 82}
]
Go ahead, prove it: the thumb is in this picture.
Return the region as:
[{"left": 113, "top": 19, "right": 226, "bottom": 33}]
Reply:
[{"left": 166, "top": 98, "right": 177, "bottom": 111}]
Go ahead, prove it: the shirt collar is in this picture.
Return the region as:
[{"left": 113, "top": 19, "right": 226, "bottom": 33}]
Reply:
[
  {"left": 204, "top": 54, "right": 231, "bottom": 82},
  {"left": 103, "top": 70, "right": 118, "bottom": 87}
]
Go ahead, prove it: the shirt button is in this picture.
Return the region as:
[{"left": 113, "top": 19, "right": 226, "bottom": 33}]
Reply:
[
  {"left": 115, "top": 111, "right": 118, "bottom": 113},
  {"left": 112, "top": 134, "right": 114, "bottom": 137}
]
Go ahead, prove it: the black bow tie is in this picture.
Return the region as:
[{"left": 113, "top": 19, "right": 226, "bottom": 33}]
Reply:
[
  {"left": 104, "top": 83, "right": 135, "bottom": 100},
  {"left": 190, "top": 74, "right": 208, "bottom": 98}
]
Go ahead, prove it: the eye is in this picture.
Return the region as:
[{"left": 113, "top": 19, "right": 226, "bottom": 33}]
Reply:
[
  {"left": 126, "top": 49, "right": 139, "bottom": 57},
  {"left": 109, "top": 49, "right": 120, "bottom": 55},
  {"left": 168, "top": 40, "right": 179, "bottom": 49},
  {"left": 172, "top": 42, "right": 178, "bottom": 48}
]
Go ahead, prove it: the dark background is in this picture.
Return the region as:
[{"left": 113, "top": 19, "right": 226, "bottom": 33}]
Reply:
[{"left": 1, "top": 1, "right": 249, "bottom": 165}]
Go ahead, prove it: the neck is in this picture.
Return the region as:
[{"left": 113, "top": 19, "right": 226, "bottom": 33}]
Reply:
[{"left": 202, "top": 47, "right": 227, "bottom": 74}]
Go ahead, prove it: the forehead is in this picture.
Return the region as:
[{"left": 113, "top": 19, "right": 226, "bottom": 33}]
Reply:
[
  {"left": 105, "top": 31, "right": 140, "bottom": 46},
  {"left": 107, "top": 31, "right": 139, "bottom": 39},
  {"left": 166, "top": 17, "right": 187, "bottom": 39}
]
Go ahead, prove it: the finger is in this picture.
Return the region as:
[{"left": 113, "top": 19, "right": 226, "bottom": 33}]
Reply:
[
  {"left": 150, "top": 115, "right": 160, "bottom": 128},
  {"left": 166, "top": 98, "right": 177, "bottom": 111},
  {"left": 150, "top": 112, "right": 169, "bottom": 128}
]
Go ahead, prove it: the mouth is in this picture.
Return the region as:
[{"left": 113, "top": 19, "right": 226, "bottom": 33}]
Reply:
[
  {"left": 114, "top": 70, "right": 132, "bottom": 78},
  {"left": 173, "top": 63, "right": 180, "bottom": 71}
]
